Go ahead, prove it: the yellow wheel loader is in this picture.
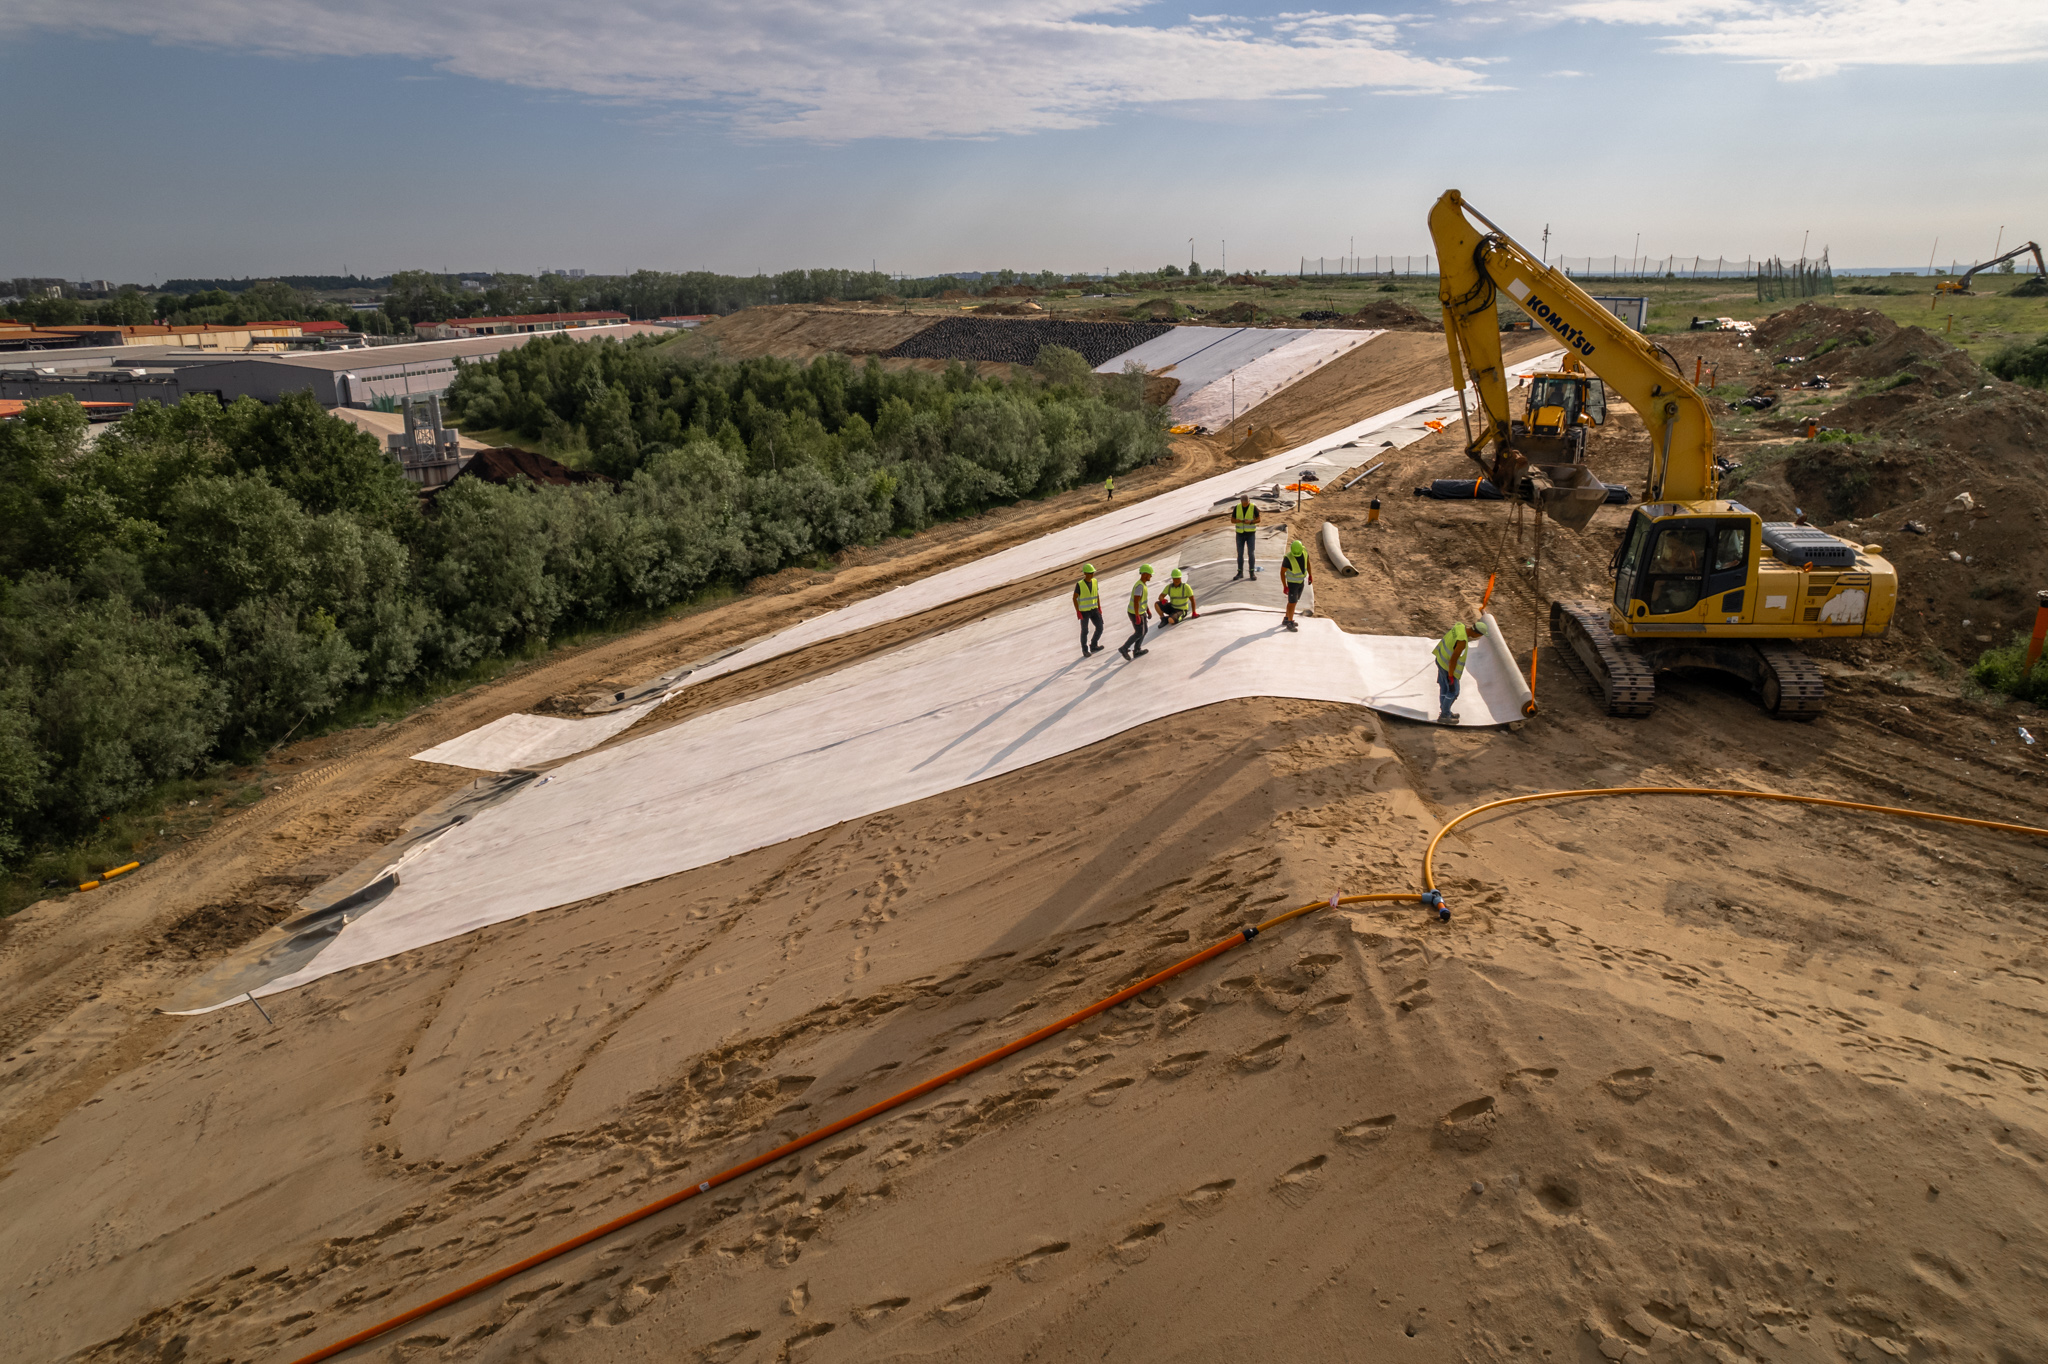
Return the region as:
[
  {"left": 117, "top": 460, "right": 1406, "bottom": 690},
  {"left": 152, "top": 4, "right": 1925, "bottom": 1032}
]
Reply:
[{"left": 1429, "top": 189, "right": 1898, "bottom": 720}]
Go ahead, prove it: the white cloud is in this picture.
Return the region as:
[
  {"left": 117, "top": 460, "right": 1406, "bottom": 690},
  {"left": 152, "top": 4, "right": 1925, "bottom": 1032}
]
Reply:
[
  {"left": 0, "top": 0, "right": 1499, "bottom": 140},
  {"left": 1548, "top": 69, "right": 1586, "bottom": 76},
  {"left": 1550, "top": 0, "right": 2048, "bottom": 79}
]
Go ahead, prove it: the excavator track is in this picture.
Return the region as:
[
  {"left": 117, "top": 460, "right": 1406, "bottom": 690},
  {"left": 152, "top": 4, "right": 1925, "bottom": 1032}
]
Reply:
[
  {"left": 1550, "top": 600, "right": 1657, "bottom": 717},
  {"left": 1756, "top": 641, "right": 1826, "bottom": 720}
]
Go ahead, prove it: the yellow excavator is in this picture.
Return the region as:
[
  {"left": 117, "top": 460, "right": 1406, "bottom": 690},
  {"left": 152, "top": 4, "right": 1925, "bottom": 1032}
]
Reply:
[
  {"left": 1429, "top": 189, "right": 1898, "bottom": 720},
  {"left": 1935, "top": 240, "right": 2045, "bottom": 296}
]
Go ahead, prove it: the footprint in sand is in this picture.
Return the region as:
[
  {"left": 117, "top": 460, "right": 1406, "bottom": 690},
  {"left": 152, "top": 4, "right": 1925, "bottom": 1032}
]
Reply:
[
  {"left": 851, "top": 1296, "right": 911, "bottom": 1327},
  {"left": 780, "top": 1322, "right": 835, "bottom": 1358},
  {"left": 1232, "top": 1035, "right": 1292, "bottom": 1072},
  {"left": 1337, "top": 1115, "right": 1396, "bottom": 1148},
  {"left": 1602, "top": 1067, "right": 1656, "bottom": 1102},
  {"left": 1179, "top": 1179, "right": 1237, "bottom": 1214},
  {"left": 810, "top": 1144, "right": 866, "bottom": 1179},
  {"left": 936, "top": 1285, "right": 991, "bottom": 1324},
  {"left": 1433, "top": 1096, "right": 1497, "bottom": 1153},
  {"left": 1534, "top": 1177, "right": 1581, "bottom": 1215},
  {"left": 697, "top": 1328, "right": 762, "bottom": 1363},
  {"left": 1272, "top": 1155, "right": 1329, "bottom": 1207},
  {"left": 1150, "top": 1051, "right": 1209, "bottom": 1080},
  {"left": 1502, "top": 1066, "right": 1558, "bottom": 1094},
  {"left": 1012, "top": 1242, "right": 1070, "bottom": 1282},
  {"left": 1395, "top": 979, "right": 1433, "bottom": 1013},
  {"left": 1305, "top": 994, "right": 1353, "bottom": 1024},
  {"left": 1087, "top": 1077, "right": 1136, "bottom": 1106},
  {"left": 1112, "top": 1222, "right": 1166, "bottom": 1264}
]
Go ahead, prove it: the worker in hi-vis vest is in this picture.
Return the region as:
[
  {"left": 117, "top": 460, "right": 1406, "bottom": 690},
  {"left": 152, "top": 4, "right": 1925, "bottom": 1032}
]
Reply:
[
  {"left": 1073, "top": 564, "right": 1105, "bottom": 657},
  {"left": 1433, "top": 619, "right": 1488, "bottom": 724},
  {"left": 1105, "top": 475, "right": 1115, "bottom": 501},
  {"left": 1279, "top": 538, "right": 1311, "bottom": 632},
  {"left": 1231, "top": 494, "right": 1261, "bottom": 579},
  {"left": 1156, "top": 567, "right": 1199, "bottom": 625},
  {"left": 1118, "top": 564, "right": 1154, "bottom": 661}
]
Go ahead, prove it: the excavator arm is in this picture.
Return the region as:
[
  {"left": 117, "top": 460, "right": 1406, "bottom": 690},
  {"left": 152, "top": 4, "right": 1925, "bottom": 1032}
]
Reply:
[
  {"left": 1958, "top": 240, "right": 2047, "bottom": 288},
  {"left": 1429, "top": 189, "right": 1718, "bottom": 502}
]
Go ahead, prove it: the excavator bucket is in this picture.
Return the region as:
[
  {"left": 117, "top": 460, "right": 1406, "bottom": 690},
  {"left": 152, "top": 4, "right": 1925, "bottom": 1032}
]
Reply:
[{"left": 1537, "top": 463, "right": 1608, "bottom": 532}]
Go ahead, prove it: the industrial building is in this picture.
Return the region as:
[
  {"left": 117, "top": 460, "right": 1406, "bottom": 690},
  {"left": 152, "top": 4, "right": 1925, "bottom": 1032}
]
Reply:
[
  {"left": 0, "top": 324, "right": 657, "bottom": 410},
  {"left": 415, "top": 310, "right": 626, "bottom": 340}
]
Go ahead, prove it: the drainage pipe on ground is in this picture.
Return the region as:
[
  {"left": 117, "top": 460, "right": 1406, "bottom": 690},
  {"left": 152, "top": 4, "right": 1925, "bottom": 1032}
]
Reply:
[{"left": 1319, "top": 520, "right": 1358, "bottom": 577}]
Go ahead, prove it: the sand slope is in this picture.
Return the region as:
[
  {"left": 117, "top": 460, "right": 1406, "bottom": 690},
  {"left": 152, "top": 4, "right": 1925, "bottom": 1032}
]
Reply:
[{"left": 3, "top": 325, "right": 2044, "bottom": 1364}]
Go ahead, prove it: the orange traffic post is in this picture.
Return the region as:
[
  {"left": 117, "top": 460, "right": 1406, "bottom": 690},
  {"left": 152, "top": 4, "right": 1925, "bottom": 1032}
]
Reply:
[{"left": 2024, "top": 589, "right": 2048, "bottom": 682}]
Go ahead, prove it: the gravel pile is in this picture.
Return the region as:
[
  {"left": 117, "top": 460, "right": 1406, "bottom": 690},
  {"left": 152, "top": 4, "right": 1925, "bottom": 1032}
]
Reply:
[{"left": 885, "top": 318, "right": 1176, "bottom": 368}]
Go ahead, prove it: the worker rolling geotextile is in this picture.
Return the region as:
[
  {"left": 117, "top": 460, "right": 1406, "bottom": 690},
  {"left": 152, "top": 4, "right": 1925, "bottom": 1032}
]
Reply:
[
  {"left": 1433, "top": 618, "right": 1488, "bottom": 724},
  {"left": 1156, "top": 567, "right": 1199, "bottom": 627},
  {"left": 1231, "top": 493, "right": 1261, "bottom": 579},
  {"left": 1118, "top": 564, "right": 1153, "bottom": 661},
  {"left": 1280, "top": 537, "right": 1312, "bottom": 633},
  {"left": 1073, "top": 564, "right": 1105, "bottom": 657}
]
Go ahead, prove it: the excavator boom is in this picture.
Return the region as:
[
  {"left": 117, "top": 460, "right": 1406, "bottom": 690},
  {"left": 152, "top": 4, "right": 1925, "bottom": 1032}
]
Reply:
[{"left": 1430, "top": 190, "right": 1717, "bottom": 502}]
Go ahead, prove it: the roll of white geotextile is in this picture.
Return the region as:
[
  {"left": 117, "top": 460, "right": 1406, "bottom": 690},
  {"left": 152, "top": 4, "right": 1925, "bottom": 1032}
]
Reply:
[
  {"left": 1320, "top": 521, "right": 1358, "bottom": 576},
  {"left": 1476, "top": 610, "right": 1532, "bottom": 718}
]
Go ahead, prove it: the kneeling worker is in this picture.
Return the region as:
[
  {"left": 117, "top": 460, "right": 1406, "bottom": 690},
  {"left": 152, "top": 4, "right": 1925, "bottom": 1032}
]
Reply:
[
  {"left": 1433, "top": 618, "right": 1488, "bottom": 724},
  {"left": 1280, "top": 538, "right": 1312, "bottom": 631},
  {"left": 1074, "top": 564, "right": 1105, "bottom": 656},
  {"left": 1119, "top": 564, "right": 1153, "bottom": 660},
  {"left": 1156, "top": 567, "right": 1199, "bottom": 625}
]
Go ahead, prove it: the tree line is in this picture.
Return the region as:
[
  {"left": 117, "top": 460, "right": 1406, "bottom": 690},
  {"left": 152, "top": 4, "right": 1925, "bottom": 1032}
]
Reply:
[{"left": 0, "top": 336, "right": 1167, "bottom": 863}]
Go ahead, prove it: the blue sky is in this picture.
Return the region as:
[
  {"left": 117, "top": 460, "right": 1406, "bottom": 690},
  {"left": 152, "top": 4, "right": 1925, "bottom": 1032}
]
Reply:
[{"left": 2, "top": 1, "right": 2041, "bottom": 282}]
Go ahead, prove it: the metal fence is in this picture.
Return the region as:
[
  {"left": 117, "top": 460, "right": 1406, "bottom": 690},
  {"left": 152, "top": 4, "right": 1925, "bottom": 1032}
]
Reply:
[
  {"left": 1755, "top": 251, "right": 1835, "bottom": 302},
  {"left": 1299, "top": 253, "right": 1771, "bottom": 280}
]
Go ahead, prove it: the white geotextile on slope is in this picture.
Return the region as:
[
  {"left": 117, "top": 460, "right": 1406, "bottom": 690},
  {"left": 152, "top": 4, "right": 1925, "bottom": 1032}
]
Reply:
[
  {"left": 1173, "top": 331, "right": 1379, "bottom": 430},
  {"left": 410, "top": 704, "right": 657, "bottom": 770},
  {"left": 412, "top": 349, "right": 1565, "bottom": 773},
  {"left": 193, "top": 569, "right": 1534, "bottom": 1008}
]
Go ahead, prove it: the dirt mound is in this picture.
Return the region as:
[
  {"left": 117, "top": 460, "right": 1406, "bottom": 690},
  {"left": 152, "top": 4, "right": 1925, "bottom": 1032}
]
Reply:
[
  {"left": 1225, "top": 425, "right": 1284, "bottom": 460},
  {"left": 886, "top": 317, "right": 1175, "bottom": 368},
  {"left": 1710, "top": 305, "right": 2048, "bottom": 671},
  {"left": 979, "top": 284, "right": 1040, "bottom": 299},
  {"left": 687, "top": 305, "right": 939, "bottom": 360},
  {"left": 1129, "top": 297, "right": 1186, "bottom": 321},
  {"left": 1205, "top": 301, "right": 1268, "bottom": 326},
  {"left": 970, "top": 301, "right": 1042, "bottom": 315},
  {"left": 2009, "top": 274, "right": 2048, "bottom": 297},
  {"left": 1346, "top": 298, "right": 1434, "bottom": 330}
]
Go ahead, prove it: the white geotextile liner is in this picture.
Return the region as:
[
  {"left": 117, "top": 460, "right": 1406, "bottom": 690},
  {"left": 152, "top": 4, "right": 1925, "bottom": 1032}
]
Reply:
[
  {"left": 1173, "top": 331, "right": 1379, "bottom": 428},
  {"left": 410, "top": 704, "right": 657, "bottom": 770},
  {"left": 414, "top": 349, "right": 1565, "bottom": 774},
  {"left": 187, "top": 570, "right": 1535, "bottom": 1009},
  {"left": 1093, "top": 326, "right": 1312, "bottom": 388}
]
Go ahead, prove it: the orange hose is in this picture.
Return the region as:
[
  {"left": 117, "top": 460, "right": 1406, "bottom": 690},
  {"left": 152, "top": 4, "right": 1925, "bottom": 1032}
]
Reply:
[
  {"left": 288, "top": 890, "right": 1422, "bottom": 1362},
  {"left": 1422, "top": 785, "right": 2048, "bottom": 890}
]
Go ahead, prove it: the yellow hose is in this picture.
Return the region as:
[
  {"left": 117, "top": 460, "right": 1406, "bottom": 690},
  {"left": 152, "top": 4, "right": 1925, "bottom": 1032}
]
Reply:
[{"left": 1422, "top": 785, "right": 2048, "bottom": 891}]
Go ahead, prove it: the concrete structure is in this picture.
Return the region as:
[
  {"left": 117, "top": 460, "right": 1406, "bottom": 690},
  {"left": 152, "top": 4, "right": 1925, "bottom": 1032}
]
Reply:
[
  {"left": 416, "top": 311, "right": 626, "bottom": 340},
  {"left": 0, "top": 321, "right": 304, "bottom": 352}
]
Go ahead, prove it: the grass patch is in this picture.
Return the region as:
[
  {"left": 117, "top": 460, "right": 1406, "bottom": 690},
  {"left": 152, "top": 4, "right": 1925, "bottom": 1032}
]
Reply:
[{"left": 1970, "top": 633, "right": 2048, "bottom": 703}]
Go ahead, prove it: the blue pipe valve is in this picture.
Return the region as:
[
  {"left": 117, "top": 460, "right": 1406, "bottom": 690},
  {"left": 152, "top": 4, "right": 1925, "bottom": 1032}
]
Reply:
[{"left": 1420, "top": 889, "right": 1449, "bottom": 922}]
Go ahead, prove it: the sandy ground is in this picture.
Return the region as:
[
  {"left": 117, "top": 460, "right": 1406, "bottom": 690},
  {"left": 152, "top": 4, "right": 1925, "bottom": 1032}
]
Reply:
[{"left": 4, "top": 330, "right": 2046, "bottom": 1364}]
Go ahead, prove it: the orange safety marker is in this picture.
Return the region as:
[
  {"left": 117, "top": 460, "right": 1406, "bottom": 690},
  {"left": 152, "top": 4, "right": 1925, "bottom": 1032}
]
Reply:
[
  {"left": 1479, "top": 572, "right": 1497, "bottom": 611},
  {"left": 103, "top": 861, "right": 140, "bottom": 880},
  {"left": 2025, "top": 589, "right": 2048, "bottom": 681}
]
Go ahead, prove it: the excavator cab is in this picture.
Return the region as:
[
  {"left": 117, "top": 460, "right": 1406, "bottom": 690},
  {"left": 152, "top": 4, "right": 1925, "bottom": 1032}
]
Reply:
[{"left": 1612, "top": 506, "right": 1756, "bottom": 624}]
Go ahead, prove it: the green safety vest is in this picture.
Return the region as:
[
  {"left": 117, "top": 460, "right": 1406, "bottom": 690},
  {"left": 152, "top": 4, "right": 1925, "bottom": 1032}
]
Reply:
[
  {"left": 1232, "top": 502, "right": 1258, "bottom": 530},
  {"left": 1434, "top": 625, "right": 1473, "bottom": 679},
  {"left": 1165, "top": 581, "right": 1193, "bottom": 608},
  {"left": 1129, "top": 581, "right": 1149, "bottom": 613},
  {"left": 1075, "top": 578, "right": 1100, "bottom": 610},
  {"left": 1282, "top": 550, "right": 1308, "bottom": 585}
]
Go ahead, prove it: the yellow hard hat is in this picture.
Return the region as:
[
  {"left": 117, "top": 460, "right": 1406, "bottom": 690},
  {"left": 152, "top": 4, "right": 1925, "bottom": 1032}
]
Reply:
[
  {"left": 1138, "top": 563, "right": 1153, "bottom": 575},
  {"left": 1170, "top": 568, "right": 1184, "bottom": 580},
  {"left": 1289, "top": 538, "right": 1304, "bottom": 554},
  {"left": 1081, "top": 563, "right": 1095, "bottom": 574}
]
